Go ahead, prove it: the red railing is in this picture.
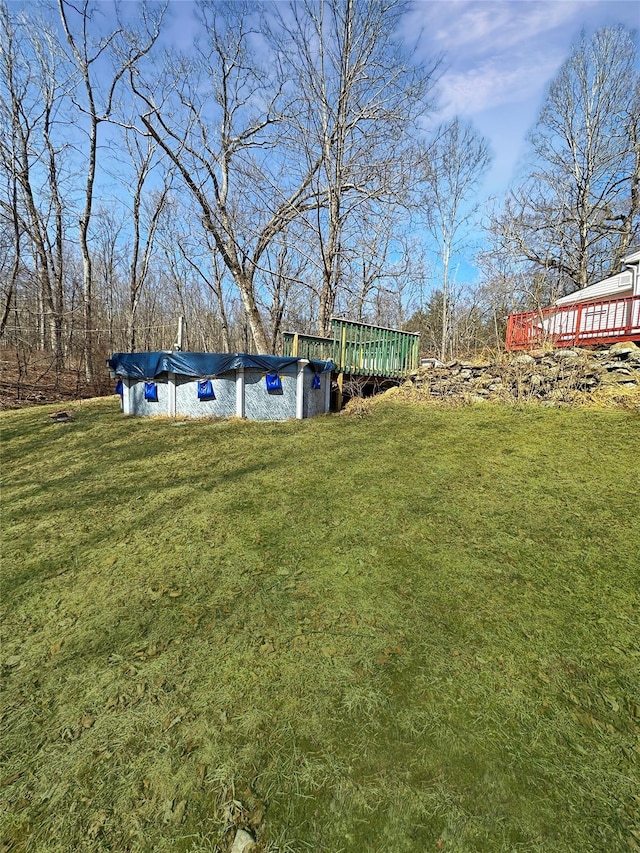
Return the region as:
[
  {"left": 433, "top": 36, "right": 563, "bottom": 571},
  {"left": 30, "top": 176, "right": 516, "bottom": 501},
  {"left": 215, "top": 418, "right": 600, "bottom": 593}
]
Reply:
[{"left": 506, "top": 294, "right": 640, "bottom": 350}]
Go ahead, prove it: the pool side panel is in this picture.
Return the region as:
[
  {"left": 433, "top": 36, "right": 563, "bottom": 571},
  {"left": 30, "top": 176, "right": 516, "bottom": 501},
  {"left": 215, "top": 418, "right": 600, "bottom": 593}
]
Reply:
[
  {"left": 243, "top": 368, "right": 298, "bottom": 420},
  {"left": 174, "top": 374, "right": 237, "bottom": 418}
]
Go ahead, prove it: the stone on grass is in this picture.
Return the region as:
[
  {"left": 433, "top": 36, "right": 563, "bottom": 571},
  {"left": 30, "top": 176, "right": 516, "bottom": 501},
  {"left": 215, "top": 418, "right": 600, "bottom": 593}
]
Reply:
[
  {"left": 231, "top": 828, "right": 256, "bottom": 853},
  {"left": 50, "top": 411, "right": 74, "bottom": 423}
]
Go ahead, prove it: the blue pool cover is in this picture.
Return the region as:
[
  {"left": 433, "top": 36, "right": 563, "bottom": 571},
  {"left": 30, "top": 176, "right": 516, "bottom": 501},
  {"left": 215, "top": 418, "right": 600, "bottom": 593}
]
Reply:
[{"left": 108, "top": 352, "right": 334, "bottom": 379}]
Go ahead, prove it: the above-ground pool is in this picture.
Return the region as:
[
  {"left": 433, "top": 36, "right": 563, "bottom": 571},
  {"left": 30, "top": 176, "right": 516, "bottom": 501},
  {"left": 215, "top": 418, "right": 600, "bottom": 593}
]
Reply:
[{"left": 108, "top": 352, "right": 334, "bottom": 420}]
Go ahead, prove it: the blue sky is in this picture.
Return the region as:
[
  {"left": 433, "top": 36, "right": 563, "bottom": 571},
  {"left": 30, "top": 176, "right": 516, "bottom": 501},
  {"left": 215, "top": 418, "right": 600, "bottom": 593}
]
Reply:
[
  {"left": 19, "top": 0, "right": 636, "bottom": 298},
  {"left": 400, "top": 0, "right": 639, "bottom": 196},
  {"left": 164, "top": 0, "right": 638, "bottom": 197},
  {"left": 160, "top": 0, "right": 638, "bottom": 291}
]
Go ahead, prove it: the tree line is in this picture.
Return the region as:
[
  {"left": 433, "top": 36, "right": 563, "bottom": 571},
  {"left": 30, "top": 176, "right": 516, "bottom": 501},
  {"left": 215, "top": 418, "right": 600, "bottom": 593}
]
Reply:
[{"left": 1, "top": 0, "right": 638, "bottom": 390}]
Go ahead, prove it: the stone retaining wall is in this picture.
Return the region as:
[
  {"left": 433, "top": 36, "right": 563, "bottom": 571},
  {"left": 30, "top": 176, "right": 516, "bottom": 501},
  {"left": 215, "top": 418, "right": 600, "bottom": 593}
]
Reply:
[{"left": 398, "top": 342, "right": 640, "bottom": 408}]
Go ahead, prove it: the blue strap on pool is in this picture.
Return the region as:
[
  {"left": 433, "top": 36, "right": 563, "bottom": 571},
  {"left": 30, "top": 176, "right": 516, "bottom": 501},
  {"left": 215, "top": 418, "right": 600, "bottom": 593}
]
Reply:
[
  {"left": 197, "top": 379, "right": 216, "bottom": 400},
  {"left": 265, "top": 373, "right": 282, "bottom": 392},
  {"left": 144, "top": 381, "right": 158, "bottom": 402}
]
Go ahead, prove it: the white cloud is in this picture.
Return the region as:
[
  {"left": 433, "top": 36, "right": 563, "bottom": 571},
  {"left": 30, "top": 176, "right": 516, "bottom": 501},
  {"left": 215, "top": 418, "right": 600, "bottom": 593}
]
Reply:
[
  {"left": 402, "top": 1, "right": 582, "bottom": 119},
  {"left": 163, "top": 1, "right": 201, "bottom": 51},
  {"left": 421, "top": 0, "right": 578, "bottom": 56},
  {"left": 399, "top": 0, "right": 640, "bottom": 193},
  {"left": 435, "top": 52, "right": 563, "bottom": 118}
]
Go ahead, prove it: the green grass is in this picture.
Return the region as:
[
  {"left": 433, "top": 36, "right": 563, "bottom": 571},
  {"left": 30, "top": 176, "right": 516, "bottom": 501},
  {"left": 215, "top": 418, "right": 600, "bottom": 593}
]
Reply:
[{"left": 1, "top": 398, "right": 639, "bottom": 853}]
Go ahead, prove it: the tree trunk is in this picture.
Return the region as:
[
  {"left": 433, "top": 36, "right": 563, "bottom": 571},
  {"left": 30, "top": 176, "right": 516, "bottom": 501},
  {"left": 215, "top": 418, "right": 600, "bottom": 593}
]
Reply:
[{"left": 236, "top": 272, "right": 269, "bottom": 353}]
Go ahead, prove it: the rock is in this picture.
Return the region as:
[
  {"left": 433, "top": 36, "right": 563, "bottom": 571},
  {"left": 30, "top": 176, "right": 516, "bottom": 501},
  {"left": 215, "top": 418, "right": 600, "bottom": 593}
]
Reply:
[
  {"left": 602, "top": 362, "right": 627, "bottom": 371},
  {"left": 231, "top": 828, "right": 256, "bottom": 853},
  {"left": 608, "top": 341, "right": 639, "bottom": 357},
  {"left": 602, "top": 371, "right": 639, "bottom": 385},
  {"left": 389, "top": 347, "right": 639, "bottom": 408},
  {"left": 553, "top": 349, "right": 581, "bottom": 360},
  {"left": 50, "top": 411, "right": 74, "bottom": 423}
]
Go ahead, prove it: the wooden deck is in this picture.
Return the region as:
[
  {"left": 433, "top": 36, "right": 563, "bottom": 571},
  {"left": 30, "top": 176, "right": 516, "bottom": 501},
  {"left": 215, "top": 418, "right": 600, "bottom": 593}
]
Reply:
[
  {"left": 506, "top": 295, "right": 640, "bottom": 350},
  {"left": 283, "top": 318, "right": 420, "bottom": 379}
]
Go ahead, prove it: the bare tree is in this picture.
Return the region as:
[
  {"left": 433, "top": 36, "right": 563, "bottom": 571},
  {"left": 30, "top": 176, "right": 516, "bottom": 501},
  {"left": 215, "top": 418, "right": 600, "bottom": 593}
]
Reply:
[
  {"left": 274, "top": 0, "right": 437, "bottom": 336},
  {"left": 259, "top": 232, "right": 312, "bottom": 352},
  {"left": 162, "top": 216, "right": 235, "bottom": 354},
  {"left": 419, "top": 117, "right": 491, "bottom": 360},
  {"left": 325, "top": 200, "right": 415, "bottom": 325},
  {"left": 130, "top": 1, "right": 328, "bottom": 353},
  {"left": 121, "top": 129, "right": 173, "bottom": 351},
  {"left": 0, "top": 3, "right": 70, "bottom": 371},
  {"left": 57, "top": 0, "right": 165, "bottom": 380},
  {"left": 492, "top": 26, "right": 639, "bottom": 295},
  {"left": 0, "top": 149, "right": 20, "bottom": 339},
  {"left": 156, "top": 221, "right": 240, "bottom": 353},
  {"left": 91, "top": 203, "right": 126, "bottom": 352}
]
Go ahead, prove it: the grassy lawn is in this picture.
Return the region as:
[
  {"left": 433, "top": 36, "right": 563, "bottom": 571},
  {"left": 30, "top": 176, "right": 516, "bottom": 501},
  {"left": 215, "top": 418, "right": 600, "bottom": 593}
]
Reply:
[{"left": 1, "top": 398, "right": 639, "bottom": 853}]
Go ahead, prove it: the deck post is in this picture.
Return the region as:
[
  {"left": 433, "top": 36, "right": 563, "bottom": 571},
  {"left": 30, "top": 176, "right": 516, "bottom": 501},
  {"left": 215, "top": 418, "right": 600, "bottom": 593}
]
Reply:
[
  {"left": 336, "top": 324, "right": 347, "bottom": 410},
  {"left": 292, "top": 333, "right": 299, "bottom": 357},
  {"left": 336, "top": 371, "right": 344, "bottom": 411},
  {"left": 625, "top": 294, "right": 635, "bottom": 334},
  {"left": 574, "top": 303, "right": 583, "bottom": 346},
  {"left": 505, "top": 314, "right": 514, "bottom": 350},
  {"left": 340, "top": 324, "right": 347, "bottom": 371}
]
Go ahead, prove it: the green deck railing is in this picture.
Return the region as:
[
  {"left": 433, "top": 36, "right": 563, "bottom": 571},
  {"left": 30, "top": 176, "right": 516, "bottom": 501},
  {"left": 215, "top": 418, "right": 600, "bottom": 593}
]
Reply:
[
  {"left": 282, "top": 332, "right": 337, "bottom": 363},
  {"left": 283, "top": 318, "right": 420, "bottom": 379}
]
